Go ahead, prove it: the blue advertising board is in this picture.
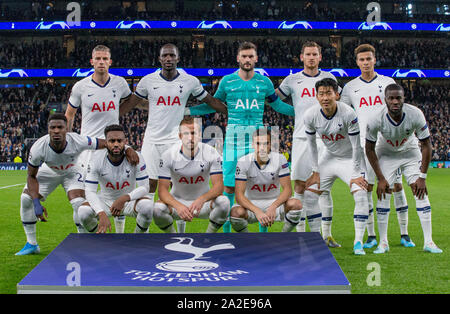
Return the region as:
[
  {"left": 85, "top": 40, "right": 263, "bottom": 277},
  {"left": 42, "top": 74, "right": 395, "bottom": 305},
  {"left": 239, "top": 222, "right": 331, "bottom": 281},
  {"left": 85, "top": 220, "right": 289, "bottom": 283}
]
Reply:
[
  {"left": 0, "top": 20, "right": 449, "bottom": 32},
  {"left": 0, "top": 67, "right": 448, "bottom": 79},
  {"left": 17, "top": 232, "right": 350, "bottom": 294}
]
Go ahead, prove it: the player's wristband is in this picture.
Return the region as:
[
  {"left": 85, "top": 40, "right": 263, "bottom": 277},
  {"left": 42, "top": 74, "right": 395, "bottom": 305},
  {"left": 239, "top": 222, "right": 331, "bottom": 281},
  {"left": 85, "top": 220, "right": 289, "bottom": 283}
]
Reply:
[
  {"left": 33, "top": 198, "right": 43, "bottom": 216},
  {"left": 419, "top": 172, "right": 427, "bottom": 179}
]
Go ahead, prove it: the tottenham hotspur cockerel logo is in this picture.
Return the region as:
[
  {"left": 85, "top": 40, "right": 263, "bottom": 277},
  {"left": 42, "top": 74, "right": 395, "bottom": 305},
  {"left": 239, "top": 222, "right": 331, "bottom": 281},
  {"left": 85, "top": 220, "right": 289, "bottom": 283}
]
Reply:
[{"left": 155, "top": 237, "right": 235, "bottom": 272}]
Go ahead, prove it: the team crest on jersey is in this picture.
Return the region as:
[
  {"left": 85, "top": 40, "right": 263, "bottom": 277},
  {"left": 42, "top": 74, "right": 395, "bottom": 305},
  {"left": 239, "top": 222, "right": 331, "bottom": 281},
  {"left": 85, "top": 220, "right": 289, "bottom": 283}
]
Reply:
[{"left": 159, "top": 159, "right": 164, "bottom": 168}]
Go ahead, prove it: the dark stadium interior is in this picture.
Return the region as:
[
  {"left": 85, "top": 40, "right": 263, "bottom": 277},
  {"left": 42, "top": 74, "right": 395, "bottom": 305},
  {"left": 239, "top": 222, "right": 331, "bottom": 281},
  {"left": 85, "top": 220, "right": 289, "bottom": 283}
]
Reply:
[{"left": 0, "top": 0, "right": 448, "bottom": 164}]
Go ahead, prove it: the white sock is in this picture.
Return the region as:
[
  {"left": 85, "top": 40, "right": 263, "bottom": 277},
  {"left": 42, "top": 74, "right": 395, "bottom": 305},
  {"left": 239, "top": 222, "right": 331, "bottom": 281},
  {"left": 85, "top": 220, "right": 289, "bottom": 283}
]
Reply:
[
  {"left": 135, "top": 198, "right": 154, "bottom": 233},
  {"left": 20, "top": 193, "right": 38, "bottom": 245},
  {"left": 376, "top": 193, "right": 392, "bottom": 245},
  {"left": 153, "top": 203, "right": 176, "bottom": 233},
  {"left": 114, "top": 215, "right": 126, "bottom": 233},
  {"left": 415, "top": 195, "right": 432, "bottom": 245},
  {"left": 230, "top": 216, "right": 248, "bottom": 233},
  {"left": 319, "top": 191, "right": 333, "bottom": 239},
  {"left": 294, "top": 192, "right": 306, "bottom": 232},
  {"left": 70, "top": 197, "right": 87, "bottom": 233},
  {"left": 304, "top": 190, "right": 321, "bottom": 232},
  {"left": 176, "top": 220, "right": 186, "bottom": 233},
  {"left": 78, "top": 205, "right": 98, "bottom": 233},
  {"left": 353, "top": 190, "right": 369, "bottom": 245},
  {"left": 283, "top": 209, "right": 302, "bottom": 232},
  {"left": 393, "top": 190, "right": 409, "bottom": 236},
  {"left": 206, "top": 196, "right": 230, "bottom": 233},
  {"left": 366, "top": 191, "right": 376, "bottom": 237}
]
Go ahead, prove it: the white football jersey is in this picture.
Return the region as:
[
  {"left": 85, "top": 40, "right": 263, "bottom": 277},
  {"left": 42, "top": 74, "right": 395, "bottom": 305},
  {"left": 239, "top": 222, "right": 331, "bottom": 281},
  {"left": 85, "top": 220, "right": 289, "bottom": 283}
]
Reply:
[
  {"left": 278, "top": 70, "right": 338, "bottom": 139},
  {"left": 304, "top": 101, "right": 360, "bottom": 159},
  {"left": 340, "top": 73, "right": 395, "bottom": 141},
  {"left": 68, "top": 74, "right": 132, "bottom": 139},
  {"left": 158, "top": 142, "right": 223, "bottom": 200},
  {"left": 366, "top": 103, "right": 428, "bottom": 155},
  {"left": 84, "top": 150, "right": 149, "bottom": 201},
  {"left": 135, "top": 70, "right": 208, "bottom": 144},
  {"left": 28, "top": 133, "right": 98, "bottom": 174},
  {"left": 235, "top": 152, "right": 290, "bottom": 200}
]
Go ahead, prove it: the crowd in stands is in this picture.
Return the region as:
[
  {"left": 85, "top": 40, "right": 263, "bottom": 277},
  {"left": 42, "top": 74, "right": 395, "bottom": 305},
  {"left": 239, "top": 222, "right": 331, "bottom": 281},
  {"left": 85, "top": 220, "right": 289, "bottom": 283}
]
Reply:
[
  {"left": 1, "top": 80, "right": 447, "bottom": 163},
  {"left": 1, "top": 37, "right": 448, "bottom": 69},
  {"left": 0, "top": 0, "right": 448, "bottom": 23}
]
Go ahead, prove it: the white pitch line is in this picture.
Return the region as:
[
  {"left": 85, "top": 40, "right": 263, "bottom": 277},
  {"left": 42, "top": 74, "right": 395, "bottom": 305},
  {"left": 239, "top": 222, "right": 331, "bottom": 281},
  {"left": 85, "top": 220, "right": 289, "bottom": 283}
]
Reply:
[{"left": 0, "top": 183, "right": 25, "bottom": 190}]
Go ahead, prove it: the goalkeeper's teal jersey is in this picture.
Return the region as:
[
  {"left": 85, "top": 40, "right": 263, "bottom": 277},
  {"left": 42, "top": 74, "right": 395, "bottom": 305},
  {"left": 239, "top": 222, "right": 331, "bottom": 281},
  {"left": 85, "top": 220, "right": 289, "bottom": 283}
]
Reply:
[{"left": 214, "top": 70, "right": 278, "bottom": 127}]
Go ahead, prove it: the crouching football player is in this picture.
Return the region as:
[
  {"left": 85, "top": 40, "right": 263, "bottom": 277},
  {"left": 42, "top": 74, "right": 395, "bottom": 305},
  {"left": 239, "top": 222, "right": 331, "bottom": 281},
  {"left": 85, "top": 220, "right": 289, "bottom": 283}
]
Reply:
[
  {"left": 78, "top": 124, "right": 154, "bottom": 233},
  {"left": 153, "top": 117, "right": 230, "bottom": 233},
  {"left": 230, "top": 128, "right": 303, "bottom": 233}
]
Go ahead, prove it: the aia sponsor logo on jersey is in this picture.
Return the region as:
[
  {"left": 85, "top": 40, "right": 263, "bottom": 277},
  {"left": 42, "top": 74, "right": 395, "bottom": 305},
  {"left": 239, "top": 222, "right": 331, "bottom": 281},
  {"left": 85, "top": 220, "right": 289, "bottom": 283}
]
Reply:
[
  {"left": 250, "top": 184, "right": 278, "bottom": 192},
  {"left": 106, "top": 181, "right": 131, "bottom": 190},
  {"left": 50, "top": 163, "right": 75, "bottom": 171},
  {"left": 322, "top": 134, "right": 345, "bottom": 142},
  {"left": 359, "top": 96, "right": 383, "bottom": 107},
  {"left": 156, "top": 96, "right": 181, "bottom": 106},
  {"left": 386, "top": 138, "right": 408, "bottom": 147},
  {"left": 178, "top": 176, "right": 205, "bottom": 184},
  {"left": 91, "top": 101, "right": 116, "bottom": 112}
]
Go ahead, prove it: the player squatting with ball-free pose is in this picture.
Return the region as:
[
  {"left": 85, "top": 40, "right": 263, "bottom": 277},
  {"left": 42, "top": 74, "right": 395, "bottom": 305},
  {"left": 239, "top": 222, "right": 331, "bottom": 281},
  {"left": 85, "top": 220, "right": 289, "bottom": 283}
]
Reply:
[
  {"left": 230, "top": 127, "right": 303, "bottom": 233},
  {"left": 153, "top": 117, "right": 230, "bottom": 233},
  {"left": 365, "top": 83, "right": 442, "bottom": 254},
  {"left": 78, "top": 124, "right": 154, "bottom": 234},
  {"left": 302, "top": 78, "right": 370, "bottom": 255}
]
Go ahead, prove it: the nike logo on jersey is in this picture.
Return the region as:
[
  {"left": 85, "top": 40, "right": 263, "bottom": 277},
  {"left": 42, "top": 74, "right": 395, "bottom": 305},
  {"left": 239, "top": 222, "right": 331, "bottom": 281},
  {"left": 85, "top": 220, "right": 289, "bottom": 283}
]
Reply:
[
  {"left": 153, "top": 87, "right": 159, "bottom": 90},
  {"left": 354, "top": 89, "right": 360, "bottom": 93},
  {"left": 88, "top": 94, "right": 94, "bottom": 97}
]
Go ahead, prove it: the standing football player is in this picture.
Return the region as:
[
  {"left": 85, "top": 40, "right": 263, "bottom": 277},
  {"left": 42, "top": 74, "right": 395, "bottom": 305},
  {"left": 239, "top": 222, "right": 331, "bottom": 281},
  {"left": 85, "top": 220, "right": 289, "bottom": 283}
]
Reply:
[
  {"left": 275, "top": 41, "right": 340, "bottom": 246},
  {"left": 119, "top": 43, "right": 226, "bottom": 233},
  {"left": 153, "top": 117, "right": 230, "bottom": 233},
  {"left": 65, "top": 44, "right": 138, "bottom": 233},
  {"left": 340, "top": 44, "right": 413, "bottom": 249},
  {"left": 303, "top": 78, "right": 370, "bottom": 255},
  {"left": 78, "top": 125, "right": 153, "bottom": 234},
  {"left": 365, "top": 83, "right": 442, "bottom": 254},
  {"left": 230, "top": 127, "right": 302, "bottom": 233}
]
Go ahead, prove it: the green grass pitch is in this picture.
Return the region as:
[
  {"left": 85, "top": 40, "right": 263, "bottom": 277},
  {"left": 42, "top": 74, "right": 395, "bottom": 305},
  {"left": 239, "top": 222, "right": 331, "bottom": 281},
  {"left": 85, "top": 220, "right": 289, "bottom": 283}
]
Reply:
[{"left": 1, "top": 169, "right": 449, "bottom": 294}]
